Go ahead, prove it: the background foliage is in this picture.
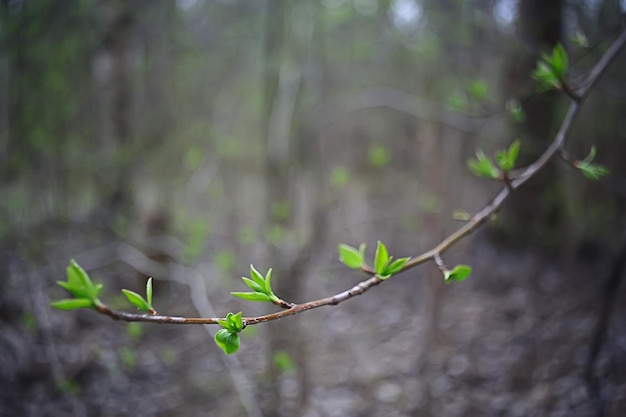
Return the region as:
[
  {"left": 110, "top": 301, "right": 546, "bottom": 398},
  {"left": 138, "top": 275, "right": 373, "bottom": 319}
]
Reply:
[{"left": 1, "top": 0, "right": 626, "bottom": 416}]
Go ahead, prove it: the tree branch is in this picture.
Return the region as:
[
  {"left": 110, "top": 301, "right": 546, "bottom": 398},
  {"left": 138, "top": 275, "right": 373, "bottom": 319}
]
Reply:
[{"left": 85, "top": 28, "right": 626, "bottom": 328}]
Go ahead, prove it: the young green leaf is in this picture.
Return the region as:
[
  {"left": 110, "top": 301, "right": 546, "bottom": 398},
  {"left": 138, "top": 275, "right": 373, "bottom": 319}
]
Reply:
[
  {"left": 338, "top": 244, "right": 363, "bottom": 269},
  {"left": 444, "top": 264, "right": 473, "bottom": 282},
  {"left": 496, "top": 140, "right": 520, "bottom": 172},
  {"left": 121, "top": 289, "right": 151, "bottom": 312},
  {"left": 241, "top": 277, "right": 265, "bottom": 293},
  {"left": 231, "top": 292, "right": 272, "bottom": 302},
  {"left": 51, "top": 298, "right": 94, "bottom": 310},
  {"left": 447, "top": 90, "right": 468, "bottom": 111},
  {"left": 576, "top": 147, "right": 609, "bottom": 180},
  {"left": 219, "top": 311, "right": 244, "bottom": 333},
  {"left": 67, "top": 260, "right": 98, "bottom": 300},
  {"left": 264, "top": 268, "right": 273, "bottom": 295},
  {"left": 468, "top": 151, "right": 499, "bottom": 179},
  {"left": 214, "top": 329, "right": 241, "bottom": 355},
  {"left": 506, "top": 99, "right": 525, "bottom": 123},
  {"left": 374, "top": 241, "right": 390, "bottom": 276},
  {"left": 468, "top": 79, "right": 488, "bottom": 100},
  {"left": 577, "top": 163, "right": 609, "bottom": 180},
  {"left": 146, "top": 278, "right": 153, "bottom": 306},
  {"left": 56, "top": 281, "right": 92, "bottom": 300},
  {"left": 386, "top": 257, "right": 410, "bottom": 276},
  {"left": 249, "top": 265, "right": 265, "bottom": 287}
]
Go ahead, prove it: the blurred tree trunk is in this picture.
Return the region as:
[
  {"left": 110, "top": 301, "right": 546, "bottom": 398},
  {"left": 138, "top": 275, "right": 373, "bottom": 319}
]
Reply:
[
  {"left": 103, "top": 0, "right": 135, "bottom": 225},
  {"left": 497, "top": 0, "right": 565, "bottom": 248},
  {"left": 261, "top": 1, "right": 293, "bottom": 415}
]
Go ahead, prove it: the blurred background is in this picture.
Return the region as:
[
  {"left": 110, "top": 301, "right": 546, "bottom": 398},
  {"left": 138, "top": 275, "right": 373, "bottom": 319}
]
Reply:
[{"left": 1, "top": 0, "right": 626, "bottom": 416}]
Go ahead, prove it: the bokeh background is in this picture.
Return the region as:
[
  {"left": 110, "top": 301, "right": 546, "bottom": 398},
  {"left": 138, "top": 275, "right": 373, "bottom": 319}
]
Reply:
[{"left": 1, "top": 0, "right": 626, "bottom": 416}]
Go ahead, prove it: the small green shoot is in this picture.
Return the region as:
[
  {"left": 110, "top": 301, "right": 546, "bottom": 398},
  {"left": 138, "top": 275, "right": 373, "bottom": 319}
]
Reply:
[
  {"left": 532, "top": 43, "right": 569, "bottom": 91},
  {"left": 373, "top": 241, "right": 410, "bottom": 280},
  {"left": 122, "top": 277, "right": 155, "bottom": 314},
  {"left": 468, "top": 150, "right": 499, "bottom": 179},
  {"left": 52, "top": 260, "right": 103, "bottom": 310},
  {"left": 231, "top": 265, "right": 279, "bottom": 303},
  {"left": 575, "top": 146, "right": 609, "bottom": 180},
  {"left": 496, "top": 140, "right": 520, "bottom": 172},
  {"left": 444, "top": 264, "right": 473, "bottom": 283},
  {"left": 338, "top": 243, "right": 365, "bottom": 269},
  {"left": 215, "top": 312, "right": 244, "bottom": 355}
]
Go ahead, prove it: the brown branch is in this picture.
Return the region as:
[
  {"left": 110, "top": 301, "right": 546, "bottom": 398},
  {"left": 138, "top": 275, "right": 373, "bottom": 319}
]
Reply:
[{"left": 88, "top": 28, "right": 626, "bottom": 328}]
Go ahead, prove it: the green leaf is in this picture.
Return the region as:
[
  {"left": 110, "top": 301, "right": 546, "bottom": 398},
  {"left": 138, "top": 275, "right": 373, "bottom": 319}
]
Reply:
[
  {"left": 447, "top": 90, "right": 468, "bottom": 111},
  {"left": 241, "top": 277, "right": 265, "bottom": 293},
  {"left": 496, "top": 140, "right": 520, "bottom": 172},
  {"left": 444, "top": 265, "right": 472, "bottom": 282},
  {"left": 249, "top": 265, "right": 265, "bottom": 287},
  {"left": 468, "top": 150, "right": 499, "bottom": 179},
  {"left": 506, "top": 99, "right": 525, "bottom": 123},
  {"left": 338, "top": 244, "right": 363, "bottom": 269},
  {"left": 571, "top": 31, "right": 588, "bottom": 48},
  {"left": 264, "top": 268, "right": 273, "bottom": 295},
  {"left": 374, "top": 241, "right": 390, "bottom": 276},
  {"left": 550, "top": 43, "right": 568, "bottom": 78},
  {"left": 532, "top": 44, "right": 569, "bottom": 91},
  {"left": 368, "top": 145, "right": 391, "bottom": 168},
  {"left": 227, "top": 311, "right": 244, "bottom": 332},
  {"left": 214, "top": 329, "right": 241, "bottom": 355},
  {"left": 67, "top": 260, "right": 97, "bottom": 299},
  {"left": 576, "top": 147, "right": 609, "bottom": 180},
  {"left": 231, "top": 292, "right": 272, "bottom": 302},
  {"left": 56, "top": 281, "right": 92, "bottom": 299},
  {"left": 386, "top": 257, "right": 410, "bottom": 275},
  {"left": 577, "top": 163, "right": 609, "bottom": 180},
  {"left": 468, "top": 79, "right": 488, "bottom": 100},
  {"left": 146, "top": 278, "right": 153, "bottom": 306},
  {"left": 50, "top": 298, "right": 94, "bottom": 310},
  {"left": 121, "top": 289, "right": 151, "bottom": 312}
]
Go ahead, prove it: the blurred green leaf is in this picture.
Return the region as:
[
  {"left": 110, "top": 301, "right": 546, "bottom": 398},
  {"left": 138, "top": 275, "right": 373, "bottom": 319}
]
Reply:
[
  {"left": 468, "top": 79, "right": 488, "bottom": 100},
  {"left": 126, "top": 322, "right": 143, "bottom": 340},
  {"left": 368, "top": 145, "right": 391, "bottom": 168},
  {"left": 215, "top": 250, "right": 235, "bottom": 273},
  {"left": 273, "top": 351, "right": 296, "bottom": 373},
  {"left": 271, "top": 200, "right": 291, "bottom": 221},
  {"left": 330, "top": 166, "right": 350, "bottom": 188},
  {"left": 447, "top": 90, "right": 468, "bottom": 111},
  {"left": 506, "top": 99, "right": 525, "bottom": 123},
  {"left": 468, "top": 150, "right": 499, "bottom": 179},
  {"left": 577, "top": 162, "right": 609, "bottom": 180},
  {"left": 496, "top": 140, "right": 520, "bottom": 172}
]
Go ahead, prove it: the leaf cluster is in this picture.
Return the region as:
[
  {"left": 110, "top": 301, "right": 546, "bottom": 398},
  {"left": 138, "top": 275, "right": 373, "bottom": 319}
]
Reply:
[
  {"left": 467, "top": 140, "right": 519, "bottom": 179},
  {"left": 215, "top": 312, "right": 244, "bottom": 355},
  {"left": 122, "top": 278, "right": 154, "bottom": 314},
  {"left": 51, "top": 260, "right": 103, "bottom": 310},
  {"left": 231, "top": 265, "right": 278, "bottom": 303},
  {"left": 532, "top": 43, "right": 568, "bottom": 91},
  {"left": 339, "top": 241, "right": 409, "bottom": 280},
  {"left": 575, "top": 147, "right": 609, "bottom": 180}
]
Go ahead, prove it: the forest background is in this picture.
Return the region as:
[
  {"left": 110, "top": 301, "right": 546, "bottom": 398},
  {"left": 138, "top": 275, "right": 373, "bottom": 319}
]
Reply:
[{"left": 1, "top": 0, "right": 626, "bottom": 416}]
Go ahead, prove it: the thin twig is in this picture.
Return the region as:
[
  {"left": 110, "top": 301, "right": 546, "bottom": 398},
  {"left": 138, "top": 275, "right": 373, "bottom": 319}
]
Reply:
[{"left": 86, "top": 28, "right": 626, "bottom": 328}]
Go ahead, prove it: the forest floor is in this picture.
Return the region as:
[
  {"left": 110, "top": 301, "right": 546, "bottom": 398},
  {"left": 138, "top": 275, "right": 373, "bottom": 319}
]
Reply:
[{"left": 1, "top": 227, "right": 625, "bottom": 417}]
